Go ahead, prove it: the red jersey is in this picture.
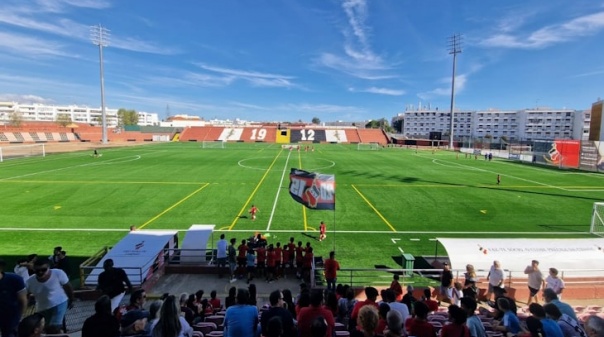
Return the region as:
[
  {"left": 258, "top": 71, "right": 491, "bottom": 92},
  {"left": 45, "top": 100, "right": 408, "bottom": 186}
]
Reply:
[
  {"left": 390, "top": 280, "right": 403, "bottom": 301},
  {"left": 250, "top": 206, "right": 258, "bottom": 214},
  {"left": 266, "top": 250, "right": 276, "bottom": 267},
  {"left": 320, "top": 223, "right": 326, "bottom": 234},
  {"left": 295, "top": 246, "right": 304, "bottom": 262},
  {"left": 287, "top": 242, "right": 296, "bottom": 254},
  {"left": 324, "top": 258, "right": 340, "bottom": 279},
  {"left": 238, "top": 244, "right": 247, "bottom": 258},
  {"left": 256, "top": 247, "right": 266, "bottom": 263},
  {"left": 282, "top": 249, "right": 290, "bottom": 263},
  {"left": 274, "top": 247, "right": 283, "bottom": 263},
  {"left": 209, "top": 298, "right": 221, "bottom": 310},
  {"left": 303, "top": 252, "right": 313, "bottom": 268}
]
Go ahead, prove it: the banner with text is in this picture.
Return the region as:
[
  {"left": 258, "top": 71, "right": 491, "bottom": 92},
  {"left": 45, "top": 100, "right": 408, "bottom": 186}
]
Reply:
[
  {"left": 437, "top": 238, "right": 604, "bottom": 278},
  {"left": 289, "top": 168, "right": 335, "bottom": 210}
]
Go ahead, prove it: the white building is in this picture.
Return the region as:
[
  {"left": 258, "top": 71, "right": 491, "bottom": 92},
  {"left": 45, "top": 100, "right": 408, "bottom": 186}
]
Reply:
[
  {"left": 0, "top": 102, "right": 159, "bottom": 127},
  {"left": 397, "top": 107, "right": 586, "bottom": 141}
]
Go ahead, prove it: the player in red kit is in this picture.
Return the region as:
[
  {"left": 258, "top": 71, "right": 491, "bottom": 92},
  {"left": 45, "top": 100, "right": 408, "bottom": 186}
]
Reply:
[
  {"left": 319, "top": 221, "right": 326, "bottom": 241},
  {"left": 249, "top": 204, "right": 259, "bottom": 220}
]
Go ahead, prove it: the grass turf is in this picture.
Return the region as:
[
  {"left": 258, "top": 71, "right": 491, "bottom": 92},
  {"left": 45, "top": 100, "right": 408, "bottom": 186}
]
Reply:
[{"left": 0, "top": 142, "right": 602, "bottom": 271}]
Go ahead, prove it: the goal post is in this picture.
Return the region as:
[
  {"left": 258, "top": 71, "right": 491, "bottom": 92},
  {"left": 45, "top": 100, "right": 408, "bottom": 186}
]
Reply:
[
  {"left": 590, "top": 202, "right": 604, "bottom": 237},
  {"left": 0, "top": 144, "right": 46, "bottom": 162},
  {"left": 357, "top": 143, "right": 380, "bottom": 151},
  {"left": 201, "top": 141, "right": 225, "bottom": 149}
]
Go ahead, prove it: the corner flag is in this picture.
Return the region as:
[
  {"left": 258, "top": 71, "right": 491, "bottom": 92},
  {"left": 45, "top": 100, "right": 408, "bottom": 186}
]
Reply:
[{"left": 289, "top": 168, "right": 335, "bottom": 210}]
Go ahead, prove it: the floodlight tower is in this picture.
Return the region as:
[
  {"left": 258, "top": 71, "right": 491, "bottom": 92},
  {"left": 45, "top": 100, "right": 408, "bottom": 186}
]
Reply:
[
  {"left": 447, "top": 34, "right": 462, "bottom": 150},
  {"left": 90, "top": 24, "right": 110, "bottom": 144}
]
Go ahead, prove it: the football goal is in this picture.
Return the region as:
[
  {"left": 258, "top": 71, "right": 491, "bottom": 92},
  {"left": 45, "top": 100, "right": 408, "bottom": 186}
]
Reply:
[
  {"left": 201, "top": 141, "right": 225, "bottom": 149},
  {"left": 0, "top": 143, "right": 46, "bottom": 162},
  {"left": 590, "top": 202, "right": 604, "bottom": 237},
  {"left": 357, "top": 143, "right": 380, "bottom": 151}
]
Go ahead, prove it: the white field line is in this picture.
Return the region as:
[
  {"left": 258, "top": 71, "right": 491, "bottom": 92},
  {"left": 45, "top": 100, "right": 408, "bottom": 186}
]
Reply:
[
  {"left": 0, "top": 155, "right": 141, "bottom": 181},
  {"left": 430, "top": 158, "right": 567, "bottom": 191},
  {"left": 266, "top": 150, "right": 291, "bottom": 231},
  {"left": 0, "top": 227, "right": 588, "bottom": 235}
]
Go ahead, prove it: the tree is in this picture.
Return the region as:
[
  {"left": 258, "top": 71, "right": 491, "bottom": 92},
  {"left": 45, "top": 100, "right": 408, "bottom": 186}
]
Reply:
[
  {"left": 484, "top": 134, "right": 492, "bottom": 149},
  {"left": 311, "top": 117, "right": 320, "bottom": 124},
  {"left": 56, "top": 113, "right": 72, "bottom": 127},
  {"left": 9, "top": 110, "right": 23, "bottom": 127},
  {"left": 117, "top": 108, "right": 139, "bottom": 126},
  {"left": 392, "top": 119, "right": 403, "bottom": 133},
  {"left": 365, "top": 118, "right": 394, "bottom": 132}
]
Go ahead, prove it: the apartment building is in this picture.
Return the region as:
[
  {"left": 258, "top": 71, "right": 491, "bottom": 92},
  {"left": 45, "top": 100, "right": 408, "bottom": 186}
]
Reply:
[
  {"left": 397, "top": 107, "right": 587, "bottom": 141},
  {"left": 0, "top": 102, "right": 159, "bottom": 127}
]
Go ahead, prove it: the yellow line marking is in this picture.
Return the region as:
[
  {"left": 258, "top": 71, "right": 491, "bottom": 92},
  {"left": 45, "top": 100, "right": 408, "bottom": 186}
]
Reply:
[
  {"left": 351, "top": 184, "right": 397, "bottom": 232},
  {"left": 229, "top": 148, "right": 284, "bottom": 230},
  {"left": 0, "top": 180, "right": 207, "bottom": 185},
  {"left": 307, "top": 226, "right": 317, "bottom": 231},
  {"left": 138, "top": 183, "right": 210, "bottom": 230},
  {"left": 218, "top": 226, "right": 230, "bottom": 230},
  {"left": 298, "top": 149, "right": 309, "bottom": 232}
]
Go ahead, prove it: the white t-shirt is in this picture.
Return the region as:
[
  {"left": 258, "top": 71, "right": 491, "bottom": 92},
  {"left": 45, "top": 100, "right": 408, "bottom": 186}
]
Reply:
[
  {"left": 14, "top": 265, "right": 30, "bottom": 281},
  {"left": 545, "top": 275, "right": 565, "bottom": 294},
  {"left": 26, "top": 269, "right": 69, "bottom": 311},
  {"left": 488, "top": 266, "right": 504, "bottom": 286},
  {"left": 216, "top": 239, "right": 228, "bottom": 259}
]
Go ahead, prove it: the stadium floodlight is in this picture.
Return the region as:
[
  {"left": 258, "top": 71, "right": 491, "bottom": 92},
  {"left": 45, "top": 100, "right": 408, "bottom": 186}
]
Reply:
[
  {"left": 447, "top": 34, "right": 462, "bottom": 150},
  {"left": 90, "top": 24, "right": 110, "bottom": 145}
]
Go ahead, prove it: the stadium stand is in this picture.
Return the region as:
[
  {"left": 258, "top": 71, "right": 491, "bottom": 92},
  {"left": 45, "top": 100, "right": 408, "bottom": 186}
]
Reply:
[
  {"left": 357, "top": 128, "right": 389, "bottom": 145},
  {"left": 344, "top": 129, "right": 362, "bottom": 144}
]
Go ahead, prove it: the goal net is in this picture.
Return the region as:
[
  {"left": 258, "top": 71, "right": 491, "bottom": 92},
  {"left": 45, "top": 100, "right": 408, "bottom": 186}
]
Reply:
[
  {"left": 590, "top": 202, "right": 604, "bottom": 237},
  {"left": 201, "top": 141, "right": 225, "bottom": 149},
  {"left": 0, "top": 144, "right": 46, "bottom": 162},
  {"left": 357, "top": 143, "right": 380, "bottom": 151}
]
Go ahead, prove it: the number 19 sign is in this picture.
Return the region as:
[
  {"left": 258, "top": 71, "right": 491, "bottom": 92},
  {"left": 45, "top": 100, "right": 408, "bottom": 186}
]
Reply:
[{"left": 289, "top": 168, "right": 335, "bottom": 210}]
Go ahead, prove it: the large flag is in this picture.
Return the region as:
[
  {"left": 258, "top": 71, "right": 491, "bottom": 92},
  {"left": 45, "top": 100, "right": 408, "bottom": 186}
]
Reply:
[{"left": 289, "top": 168, "right": 335, "bottom": 210}]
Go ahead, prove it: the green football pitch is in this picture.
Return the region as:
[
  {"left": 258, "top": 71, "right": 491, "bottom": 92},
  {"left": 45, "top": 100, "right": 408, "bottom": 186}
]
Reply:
[{"left": 1, "top": 142, "right": 602, "bottom": 269}]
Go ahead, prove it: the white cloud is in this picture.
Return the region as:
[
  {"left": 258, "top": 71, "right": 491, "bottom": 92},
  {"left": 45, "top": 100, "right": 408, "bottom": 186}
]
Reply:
[
  {"left": 315, "top": 0, "right": 392, "bottom": 80},
  {"left": 480, "top": 11, "right": 604, "bottom": 49},
  {"left": 0, "top": 31, "right": 77, "bottom": 58},
  {"left": 364, "top": 87, "right": 406, "bottom": 96},
  {"left": 417, "top": 74, "right": 468, "bottom": 100},
  {"left": 282, "top": 103, "right": 365, "bottom": 114},
  {"left": 0, "top": 94, "right": 54, "bottom": 104},
  {"left": 194, "top": 63, "right": 296, "bottom": 88},
  {"left": 349, "top": 87, "right": 405, "bottom": 96}
]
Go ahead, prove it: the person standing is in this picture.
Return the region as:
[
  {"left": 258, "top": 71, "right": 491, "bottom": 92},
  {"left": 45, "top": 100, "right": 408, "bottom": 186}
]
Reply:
[
  {"left": 545, "top": 268, "right": 565, "bottom": 299},
  {"left": 319, "top": 221, "right": 326, "bottom": 241},
  {"left": 97, "top": 259, "right": 133, "bottom": 312},
  {"left": 228, "top": 238, "right": 238, "bottom": 283},
  {"left": 525, "top": 260, "right": 545, "bottom": 305},
  {"left": 485, "top": 260, "right": 504, "bottom": 301},
  {"left": 25, "top": 258, "right": 74, "bottom": 334},
  {"left": 389, "top": 274, "right": 403, "bottom": 301},
  {"left": 216, "top": 234, "right": 228, "bottom": 278},
  {"left": 440, "top": 262, "right": 454, "bottom": 303},
  {"left": 0, "top": 258, "right": 28, "bottom": 337},
  {"left": 324, "top": 251, "right": 340, "bottom": 292},
  {"left": 249, "top": 204, "right": 259, "bottom": 221}
]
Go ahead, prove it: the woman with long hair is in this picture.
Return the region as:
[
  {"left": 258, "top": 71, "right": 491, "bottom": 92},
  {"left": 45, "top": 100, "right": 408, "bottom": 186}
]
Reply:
[
  {"left": 225, "top": 286, "right": 237, "bottom": 308},
  {"left": 151, "top": 295, "right": 193, "bottom": 337},
  {"left": 282, "top": 289, "right": 296, "bottom": 318}
]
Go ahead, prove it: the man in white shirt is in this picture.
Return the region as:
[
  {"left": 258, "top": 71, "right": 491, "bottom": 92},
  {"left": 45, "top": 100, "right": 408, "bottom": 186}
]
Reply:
[
  {"left": 382, "top": 289, "right": 410, "bottom": 329},
  {"left": 545, "top": 267, "right": 565, "bottom": 299},
  {"left": 485, "top": 260, "right": 504, "bottom": 302},
  {"left": 216, "top": 234, "right": 228, "bottom": 278},
  {"left": 25, "top": 258, "right": 73, "bottom": 334}
]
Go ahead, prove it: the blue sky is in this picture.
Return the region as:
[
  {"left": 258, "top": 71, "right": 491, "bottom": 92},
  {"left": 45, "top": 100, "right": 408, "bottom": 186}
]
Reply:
[{"left": 0, "top": 0, "right": 603, "bottom": 122}]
